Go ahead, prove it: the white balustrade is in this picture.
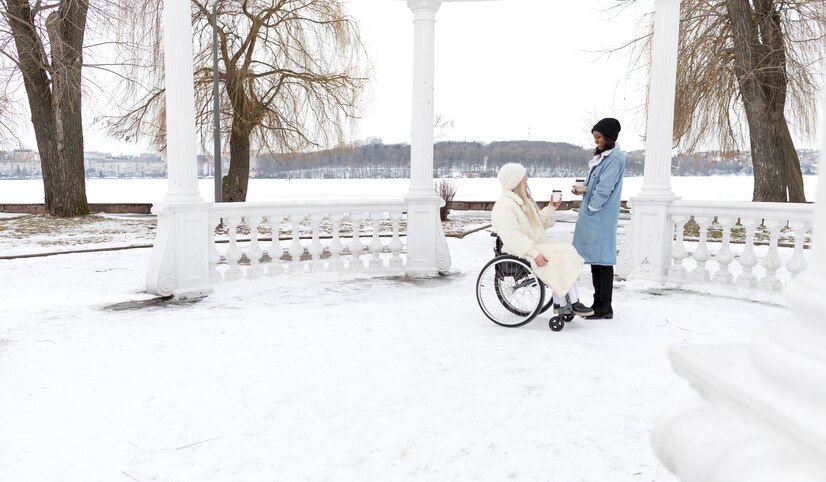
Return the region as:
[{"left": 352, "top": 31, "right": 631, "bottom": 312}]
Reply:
[
  {"left": 207, "top": 200, "right": 409, "bottom": 282},
  {"left": 349, "top": 212, "right": 365, "bottom": 272},
  {"left": 712, "top": 217, "right": 735, "bottom": 285},
  {"left": 667, "top": 201, "right": 813, "bottom": 291},
  {"left": 668, "top": 215, "right": 689, "bottom": 281},
  {"left": 267, "top": 214, "right": 285, "bottom": 276},
  {"left": 690, "top": 215, "right": 712, "bottom": 282},
  {"left": 759, "top": 220, "right": 783, "bottom": 291},
  {"left": 786, "top": 221, "right": 810, "bottom": 276},
  {"left": 738, "top": 219, "right": 758, "bottom": 289},
  {"left": 246, "top": 216, "right": 264, "bottom": 279}
]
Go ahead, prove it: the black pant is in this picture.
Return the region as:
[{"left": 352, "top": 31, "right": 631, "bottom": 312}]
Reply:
[{"left": 590, "top": 264, "right": 614, "bottom": 316}]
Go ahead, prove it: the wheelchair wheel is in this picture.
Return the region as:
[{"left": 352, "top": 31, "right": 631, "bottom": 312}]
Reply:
[
  {"left": 549, "top": 315, "right": 565, "bottom": 331},
  {"left": 538, "top": 295, "right": 555, "bottom": 315},
  {"left": 476, "top": 255, "right": 546, "bottom": 328}
]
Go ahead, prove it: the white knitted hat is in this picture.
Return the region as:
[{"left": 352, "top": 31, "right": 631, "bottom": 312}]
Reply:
[{"left": 497, "top": 163, "right": 526, "bottom": 191}]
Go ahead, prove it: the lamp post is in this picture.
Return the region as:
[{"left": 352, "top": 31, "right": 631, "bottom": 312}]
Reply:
[{"left": 212, "top": 0, "right": 222, "bottom": 203}]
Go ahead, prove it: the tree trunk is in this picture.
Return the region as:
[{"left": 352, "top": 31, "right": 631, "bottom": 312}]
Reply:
[
  {"left": 223, "top": 116, "right": 251, "bottom": 202},
  {"left": 6, "top": 0, "right": 89, "bottom": 216},
  {"left": 725, "top": 0, "right": 806, "bottom": 203},
  {"left": 774, "top": 109, "right": 807, "bottom": 202}
]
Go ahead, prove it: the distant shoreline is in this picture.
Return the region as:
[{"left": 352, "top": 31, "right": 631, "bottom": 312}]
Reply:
[{"left": 0, "top": 175, "right": 819, "bottom": 204}]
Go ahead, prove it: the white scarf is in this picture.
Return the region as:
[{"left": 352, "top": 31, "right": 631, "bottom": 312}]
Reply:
[{"left": 587, "top": 143, "right": 619, "bottom": 181}]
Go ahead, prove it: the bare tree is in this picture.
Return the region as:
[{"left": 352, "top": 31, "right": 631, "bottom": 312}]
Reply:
[
  {"left": 435, "top": 179, "right": 457, "bottom": 221},
  {"left": 108, "top": 0, "right": 369, "bottom": 202},
  {"left": 624, "top": 0, "right": 824, "bottom": 202},
  {"left": 1, "top": 0, "right": 91, "bottom": 216}
]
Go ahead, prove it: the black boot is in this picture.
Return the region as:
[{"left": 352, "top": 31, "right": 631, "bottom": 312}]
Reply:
[
  {"left": 586, "top": 265, "right": 614, "bottom": 319},
  {"left": 590, "top": 264, "right": 602, "bottom": 312}
]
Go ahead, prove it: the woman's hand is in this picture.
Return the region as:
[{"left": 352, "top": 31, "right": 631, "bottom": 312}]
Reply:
[
  {"left": 549, "top": 199, "right": 562, "bottom": 209},
  {"left": 534, "top": 253, "right": 548, "bottom": 267},
  {"left": 571, "top": 186, "right": 583, "bottom": 196}
]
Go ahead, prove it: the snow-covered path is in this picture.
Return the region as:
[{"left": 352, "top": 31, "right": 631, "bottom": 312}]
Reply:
[{"left": 0, "top": 227, "right": 786, "bottom": 481}]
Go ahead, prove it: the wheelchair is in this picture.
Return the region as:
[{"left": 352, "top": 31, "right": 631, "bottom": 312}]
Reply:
[{"left": 475, "top": 232, "right": 574, "bottom": 331}]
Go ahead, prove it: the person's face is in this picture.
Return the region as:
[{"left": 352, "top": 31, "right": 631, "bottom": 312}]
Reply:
[
  {"left": 520, "top": 176, "right": 528, "bottom": 188},
  {"left": 593, "top": 131, "right": 607, "bottom": 151}
]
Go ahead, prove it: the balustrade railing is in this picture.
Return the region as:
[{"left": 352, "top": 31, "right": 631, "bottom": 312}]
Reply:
[
  {"left": 666, "top": 201, "right": 812, "bottom": 291},
  {"left": 208, "top": 199, "right": 408, "bottom": 281}
]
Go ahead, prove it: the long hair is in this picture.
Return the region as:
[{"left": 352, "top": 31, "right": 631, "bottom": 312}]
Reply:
[
  {"left": 593, "top": 138, "right": 617, "bottom": 156},
  {"left": 513, "top": 181, "right": 541, "bottom": 228}
]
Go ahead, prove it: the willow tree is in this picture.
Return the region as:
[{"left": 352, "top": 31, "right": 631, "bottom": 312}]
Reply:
[
  {"left": 1, "top": 0, "right": 91, "bottom": 216},
  {"left": 629, "top": 0, "right": 824, "bottom": 202},
  {"left": 109, "top": 0, "right": 368, "bottom": 202}
]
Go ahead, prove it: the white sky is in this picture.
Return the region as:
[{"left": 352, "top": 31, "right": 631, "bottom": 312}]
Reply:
[
  {"left": 348, "top": 0, "right": 654, "bottom": 151},
  {"left": 5, "top": 0, "right": 821, "bottom": 155}
]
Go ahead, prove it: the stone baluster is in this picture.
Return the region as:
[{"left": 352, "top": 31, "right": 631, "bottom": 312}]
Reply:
[
  {"left": 288, "top": 215, "right": 304, "bottom": 274},
  {"left": 786, "top": 221, "right": 809, "bottom": 277},
  {"left": 712, "top": 217, "right": 735, "bottom": 285},
  {"left": 349, "top": 212, "right": 364, "bottom": 271},
  {"left": 246, "top": 216, "right": 264, "bottom": 279},
  {"left": 736, "top": 219, "right": 758, "bottom": 288},
  {"left": 267, "top": 214, "right": 284, "bottom": 276},
  {"left": 328, "top": 213, "right": 345, "bottom": 272},
  {"left": 307, "top": 214, "right": 324, "bottom": 272},
  {"left": 369, "top": 212, "right": 384, "bottom": 270},
  {"left": 759, "top": 220, "right": 783, "bottom": 291},
  {"left": 224, "top": 217, "right": 242, "bottom": 281},
  {"left": 208, "top": 219, "right": 222, "bottom": 283},
  {"left": 668, "top": 215, "right": 688, "bottom": 281},
  {"left": 691, "top": 216, "right": 711, "bottom": 282},
  {"left": 389, "top": 212, "right": 404, "bottom": 271}
]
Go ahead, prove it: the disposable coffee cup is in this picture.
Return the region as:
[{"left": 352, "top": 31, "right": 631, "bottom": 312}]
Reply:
[
  {"left": 551, "top": 190, "right": 562, "bottom": 203},
  {"left": 574, "top": 178, "right": 586, "bottom": 193}
]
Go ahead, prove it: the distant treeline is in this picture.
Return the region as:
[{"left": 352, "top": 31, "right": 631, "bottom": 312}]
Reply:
[{"left": 254, "top": 141, "right": 817, "bottom": 179}]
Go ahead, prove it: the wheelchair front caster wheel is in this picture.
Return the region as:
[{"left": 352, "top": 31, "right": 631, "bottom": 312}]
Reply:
[
  {"left": 549, "top": 316, "right": 565, "bottom": 332},
  {"left": 563, "top": 313, "right": 575, "bottom": 322}
]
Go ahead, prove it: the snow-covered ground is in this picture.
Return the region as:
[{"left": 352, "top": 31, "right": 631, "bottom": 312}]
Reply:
[{"left": 0, "top": 212, "right": 790, "bottom": 481}]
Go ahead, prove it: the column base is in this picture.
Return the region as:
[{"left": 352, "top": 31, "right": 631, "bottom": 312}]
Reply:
[
  {"left": 616, "top": 195, "right": 678, "bottom": 281},
  {"left": 146, "top": 202, "right": 213, "bottom": 298},
  {"left": 403, "top": 192, "right": 451, "bottom": 276}
]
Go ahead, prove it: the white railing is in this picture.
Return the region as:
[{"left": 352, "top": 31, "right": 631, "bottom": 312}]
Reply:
[
  {"left": 208, "top": 199, "right": 408, "bottom": 281},
  {"left": 666, "top": 201, "right": 813, "bottom": 290}
]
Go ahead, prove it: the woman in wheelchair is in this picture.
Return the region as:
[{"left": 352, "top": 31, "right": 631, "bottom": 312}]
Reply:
[{"left": 490, "top": 163, "right": 593, "bottom": 319}]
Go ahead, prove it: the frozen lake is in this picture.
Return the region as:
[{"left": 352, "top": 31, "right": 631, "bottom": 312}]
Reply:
[{"left": 0, "top": 175, "right": 819, "bottom": 204}]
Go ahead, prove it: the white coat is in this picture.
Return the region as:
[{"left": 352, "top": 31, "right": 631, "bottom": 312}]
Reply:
[{"left": 491, "top": 190, "right": 585, "bottom": 296}]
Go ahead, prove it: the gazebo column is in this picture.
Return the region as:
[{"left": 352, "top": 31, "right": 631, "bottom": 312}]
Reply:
[
  {"left": 616, "top": 0, "right": 680, "bottom": 281},
  {"left": 652, "top": 105, "right": 826, "bottom": 480},
  {"left": 403, "top": 0, "right": 450, "bottom": 276},
  {"left": 145, "top": 0, "right": 212, "bottom": 299}
]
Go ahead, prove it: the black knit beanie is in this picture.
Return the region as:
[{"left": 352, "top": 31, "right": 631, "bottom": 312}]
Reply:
[{"left": 592, "top": 118, "right": 621, "bottom": 141}]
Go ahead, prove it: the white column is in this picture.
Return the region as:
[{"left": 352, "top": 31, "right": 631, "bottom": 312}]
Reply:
[
  {"left": 616, "top": 0, "right": 680, "bottom": 281},
  {"left": 652, "top": 99, "right": 826, "bottom": 480},
  {"left": 403, "top": 0, "right": 451, "bottom": 276},
  {"left": 162, "top": 0, "right": 202, "bottom": 204},
  {"left": 145, "top": 0, "right": 212, "bottom": 300},
  {"left": 639, "top": 0, "right": 680, "bottom": 199},
  {"left": 407, "top": 0, "right": 439, "bottom": 196}
]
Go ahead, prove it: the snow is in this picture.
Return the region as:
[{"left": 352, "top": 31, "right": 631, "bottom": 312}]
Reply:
[{"left": 0, "top": 211, "right": 790, "bottom": 481}]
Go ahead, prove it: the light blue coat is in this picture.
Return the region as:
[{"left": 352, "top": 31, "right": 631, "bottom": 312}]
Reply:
[{"left": 572, "top": 148, "right": 625, "bottom": 265}]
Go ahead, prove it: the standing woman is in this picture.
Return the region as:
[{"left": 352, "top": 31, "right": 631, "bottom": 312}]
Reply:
[{"left": 572, "top": 118, "right": 625, "bottom": 319}]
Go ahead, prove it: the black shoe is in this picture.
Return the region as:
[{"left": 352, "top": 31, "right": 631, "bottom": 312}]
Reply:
[
  {"left": 585, "top": 311, "right": 613, "bottom": 320},
  {"left": 571, "top": 302, "right": 594, "bottom": 317}
]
